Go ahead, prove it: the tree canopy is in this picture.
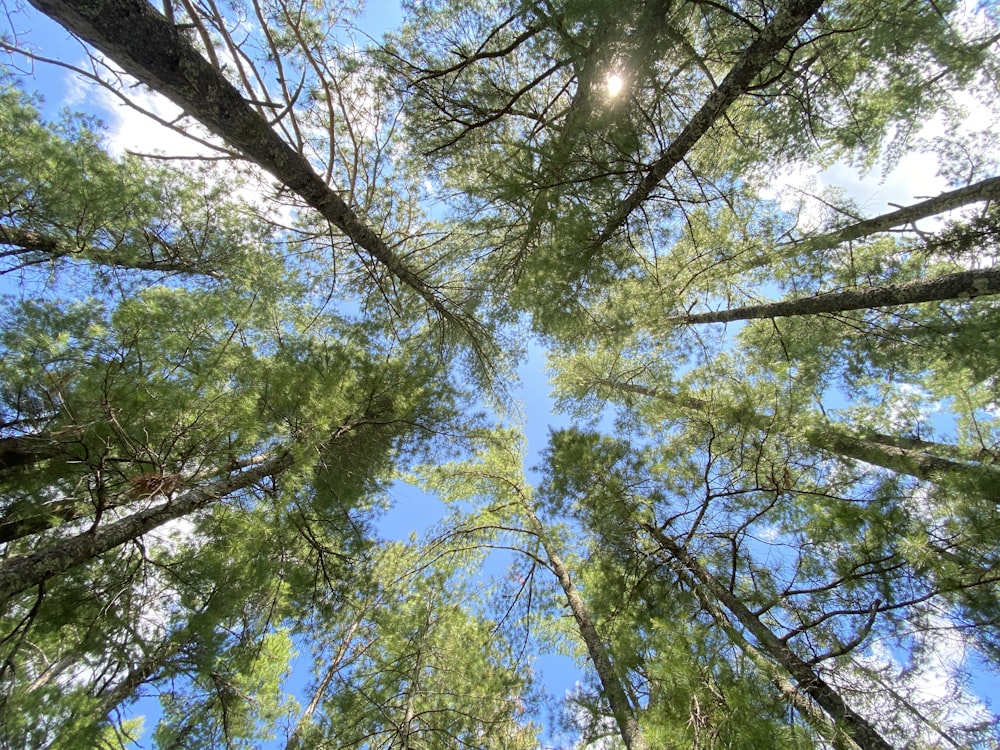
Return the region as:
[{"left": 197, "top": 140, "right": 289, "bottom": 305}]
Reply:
[{"left": 1, "top": 0, "right": 1000, "bottom": 747}]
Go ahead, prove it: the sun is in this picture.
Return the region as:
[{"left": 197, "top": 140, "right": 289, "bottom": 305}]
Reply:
[{"left": 606, "top": 74, "right": 624, "bottom": 97}]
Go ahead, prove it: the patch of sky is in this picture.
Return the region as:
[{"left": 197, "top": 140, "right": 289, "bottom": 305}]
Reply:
[
  {"left": 6, "top": 0, "right": 1000, "bottom": 744},
  {"left": 1, "top": 9, "right": 100, "bottom": 121}
]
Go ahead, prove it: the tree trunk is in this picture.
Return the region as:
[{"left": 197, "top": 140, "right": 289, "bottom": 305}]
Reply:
[
  {"left": 520, "top": 503, "right": 649, "bottom": 750},
  {"left": 28, "top": 0, "right": 455, "bottom": 323},
  {"left": 0, "top": 454, "right": 271, "bottom": 545},
  {"left": 0, "top": 496, "right": 91, "bottom": 545},
  {"left": 861, "top": 432, "right": 1000, "bottom": 464},
  {"left": 90, "top": 640, "right": 184, "bottom": 727},
  {"left": 0, "top": 225, "right": 224, "bottom": 278},
  {"left": 592, "top": 0, "right": 824, "bottom": 250},
  {"left": 809, "top": 427, "right": 994, "bottom": 486},
  {"left": 0, "top": 452, "right": 293, "bottom": 603},
  {"left": 672, "top": 266, "right": 1000, "bottom": 325},
  {"left": 662, "top": 561, "right": 862, "bottom": 750},
  {"left": 779, "top": 175, "right": 1000, "bottom": 259},
  {"left": 643, "top": 523, "right": 896, "bottom": 750},
  {"left": 595, "top": 377, "right": 1000, "bottom": 492}
]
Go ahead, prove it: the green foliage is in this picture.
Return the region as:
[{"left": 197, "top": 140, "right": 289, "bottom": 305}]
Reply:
[
  {"left": 4, "top": 0, "right": 1000, "bottom": 746},
  {"left": 0, "top": 81, "right": 285, "bottom": 290},
  {"left": 287, "top": 541, "right": 539, "bottom": 749},
  {"left": 154, "top": 629, "right": 298, "bottom": 748}
]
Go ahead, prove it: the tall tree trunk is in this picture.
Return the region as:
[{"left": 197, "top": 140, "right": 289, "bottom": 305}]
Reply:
[
  {"left": 779, "top": 175, "right": 1000, "bottom": 259},
  {"left": 519, "top": 502, "right": 649, "bottom": 750},
  {"left": 642, "top": 523, "right": 896, "bottom": 750},
  {"left": 284, "top": 617, "right": 364, "bottom": 750},
  {"left": 0, "top": 225, "right": 224, "bottom": 278},
  {"left": 671, "top": 266, "right": 1000, "bottom": 325},
  {"left": 399, "top": 593, "right": 436, "bottom": 750},
  {"left": 809, "top": 427, "right": 995, "bottom": 486},
  {"left": 594, "top": 377, "right": 1000, "bottom": 492},
  {"left": 0, "top": 496, "right": 94, "bottom": 545},
  {"left": 860, "top": 432, "right": 1000, "bottom": 464},
  {"left": 286, "top": 663, "right": 337, "bottom": 749},
  {"left": 0, "top": 452, "right": 293, "bottom": 603},
  {"left": 24, "top": 654, "right": 75, "bottom": 694},
  {"left": 89, "top": 640, "right": 184, "bottom": 729},
  {"left": 76, "top": 584, "right": 275, "bottom": 743},
  {"left": 28, "top": 0, "right": 457, "bottom": 325},
  {"left": 664, "top": 563, "right": 862, "bottom": 750},
  {"left": 591, "top": 0, "right": 824, "bottom": 250}
]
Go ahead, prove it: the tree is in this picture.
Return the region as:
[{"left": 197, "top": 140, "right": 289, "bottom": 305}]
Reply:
[
  {"left": 535, "top": 423, "right": 998, "bottom": 747},
  {"left": 4, "top": 0, "right": 1000, "bottom": 745},
  {"left": 412, "top": 428, "right": 650, "bottom": 749},
  {"left": 665, "top": 265, "right": 1000, "bottom": 325},
  {"left": 642, "top": 522, "right": 893, "bottom": 750},
  {"left": 23, "top": 0, "right": 500, "bottom": 368},
  {"left": 301, "top": 541, "right": 537, "bottom": 750},
  {"left": 0, "top": 84, "right": 278, "bottom": 283},
  {"left": 0, "top": 67, "right": 500, "bottom": 745}
]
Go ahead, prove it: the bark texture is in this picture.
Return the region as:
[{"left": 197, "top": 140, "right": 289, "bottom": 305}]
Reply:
[
  {"left": 0, "top": 452, "right": 293, "bottom": 602},
  {"left": 674, "top": 266, "right": 1000, "bottom": 324}
]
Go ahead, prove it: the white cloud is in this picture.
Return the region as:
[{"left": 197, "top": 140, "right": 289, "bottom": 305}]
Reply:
[
  {"left": 822, "top": 152, "right": 949, "bottom": 217},
  {"left": 828, "top": 612, "right": 997, "bottom": 747},
  {"left": 60, "top": 60, "right": 305, "bottom": 231},
  {"left": 61, "top": 60, "right": 220, "bottom": 158},
  {"left": 760, "top": 145, "right": 951, "bottom": 237},
  {"left": 760, "top": 87, "right": 1000, "bottom": 236}
]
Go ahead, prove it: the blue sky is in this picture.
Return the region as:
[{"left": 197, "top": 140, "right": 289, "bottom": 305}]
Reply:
[
  {"left": 1, "top": 3, "right": 588, "bottom": 744},
  {"left": 4, "top": 1, "right": 1000, "bottom": 747}
]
